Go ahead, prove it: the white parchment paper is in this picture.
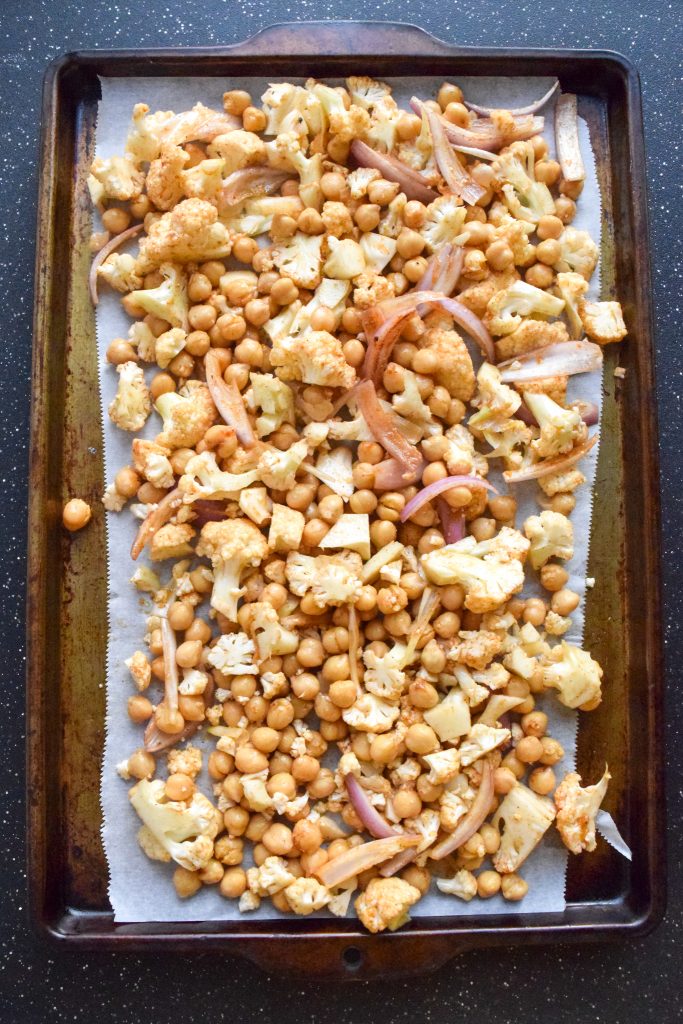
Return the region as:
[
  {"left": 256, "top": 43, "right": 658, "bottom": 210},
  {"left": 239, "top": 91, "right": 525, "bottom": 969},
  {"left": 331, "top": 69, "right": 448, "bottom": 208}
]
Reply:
[{"left": 96, "top": 75, "right": 603, "bottom": 923}]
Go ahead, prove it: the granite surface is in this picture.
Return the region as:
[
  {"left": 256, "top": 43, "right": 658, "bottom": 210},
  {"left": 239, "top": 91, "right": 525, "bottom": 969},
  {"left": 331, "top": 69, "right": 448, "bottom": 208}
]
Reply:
[{"left": 0, "top": 0, "right": 680, "bottom": 1020}]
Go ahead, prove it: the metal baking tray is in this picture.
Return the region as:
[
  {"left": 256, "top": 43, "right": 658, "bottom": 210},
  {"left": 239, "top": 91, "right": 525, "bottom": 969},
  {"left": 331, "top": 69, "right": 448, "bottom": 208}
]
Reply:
[{"left": 27, "top": 21, "right": 665, "bottom": 977}]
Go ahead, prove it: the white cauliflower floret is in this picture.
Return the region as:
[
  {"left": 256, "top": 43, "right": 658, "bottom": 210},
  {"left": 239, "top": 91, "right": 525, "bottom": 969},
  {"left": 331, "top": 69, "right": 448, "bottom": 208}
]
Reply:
[
  {"left": 167, "top": 745, "right": 202, "bottom": 780},
  {"left": 421, "top": 195, "right": 467, "bottom": 252},
  {"left": 524, "top": 511, "right": 574, "bottom": 570},
  {"left": 178, "top": 668, "right": 209, "bottom": 696},
  {"left": 553, "top": 227, "right": 599, "bottom": 280},
  {"left": 197, "top": 519, "right": 269, "bottom": 621},
  {"left": 149, "top": 523, "right": 196, "bottom": 561},
  {"left": 542, "top": 641, "right": 603, "bottom": 709},
  {"left": 178, "top": 450, "right": 259, "bottom": 503},
  {"left": 359, "top": 232, "right": 397, "bottom": 272},
  {"left": 364, "top": 95, "right": 402, "bottom": 153},
  {"left": 493, "top": 783, "right": 556, "bottom": 873},
  {"left": 422, "top": 748, "right": 461, "bottom": 786},
  {"left": 422, "top": 328, "right": 476, "bottom": 403},
  {"left": 239, "top": 891, "right": 261, "bottom": 912},
  {"left": 129, "top": 778, "right": 221, "bottom": 871},
  {"left": 146, "top": 145, "right": 190, "bottom": 210},
  {"left": 342, "top": 693, "right": 400, "bottom": 733},
  {"left": 363, "top": 648, "right": 406, "bottom": 701},
  {"left": 261, "top": 83, "right": 324, "bottom": 137},
  {"left": 284, "top": 877, "right": 331, "bottom": 916},
  {"left": 439, "top": 784, "right": 474, "bottom": 833},
  {"left": 239, "top": 487, "right": 272, "bottom": 526},
  {"left": 346, "top": 75, "right": 392, "bottom": 110},
  {"left": 554, "top": 767, "right": 611, "bottom": 854},
  {"left": 306, "top": 446, "right": 354, "bottom": 500},
  {"left": 285, "top": 551, "right": 363, "bottom": 609},
  {"left": 138, "top": 198, "right": 232, "bottom": 267},
  {"left": 103, "top": 482, "right": 127, "bottom": 512},
  {"left": 247, "top": 856, "right": 295, "bottom": 896},
  {"left": 538, "top": 469, "right": 586, "bottom": 497},
  {"left": 485, "top": 281, "right": 565, "bottom": 337},
  {"left": 346, "top": 166, "right": 381, "bottom": 199},
  {"left": 424, "top": 689, "right": 471, "bottom": 742},
  {"left": 544, "top": 610, "right": 572, "bottom": 636},
  {"left": 125, "top": 102, "right": 239, "bottom": 164},
  {"left": 241, "top": 771, "right": 273, "bottom": 812},
  {"left": 207, "top": 632, "right": 258, "bottom": 676},
  {"left": 181, "top": 157, "right": 225, "bottom": 200},
  {"left": 392, "top": 368, "right": 432, "bottom": 425},
  {"left": 491, "top": 141, "right": 555, "bottom": 223},
  {"left": 441, "top": 423, "right": 489, "bottom": 477},
  {"left": 154, "top": 328, "right": 187, "bottom": 370},
  {"left": 436, "top": 869, "right": 478, "bottom": 901},
  {"left": 125, "top": 651, "right": 152, "bottom": 692},
  {"left": 131, "top": 438, "right": 174, "bottom": 489},
  {"left": 309, "top": 81, "right": 371, "bottom": 142},
  {"left": 353, "top": 269, "right": 396, "bottom": 309},
  {"left": 88, "top": 155, "right": 144, "bottom": 203},
  {"left": 245, "top": 601, "right": 299, "bottom": 660},
  {"left": 459, "top": 723, "right": 510, "bottom": 766},
  {"left": 268, "top": 504, "right": 305, "bottom": 553},
  {"left": 421, "top": 532, "right": 528, "bottom": 614},
  {"left": 128, "top": 321, "right": 157, "bottom": 362},
  {"left": 271, "top": 232, "right": 323, "bottom": 289},
  {"left": 108, "top": 362, "right": 151, "bottom": 432},
  {"left": 378, "top": 191, "right": 406, "bottom": 239},
  {"left": 450, "top": 630, "right": 503, "bottom": 671},
  {"left": 97, "top": 252, "right": 143, "bottom": 293},
  {"left": 130, "top": 565, "right": 161, "bottom": 593},
  {"left": 319, "top": 513, "right": 371, "bottom": 560},
  {"left": 260, "top": 671, "right": 289, "bottom": 699},
  {"left": 321, "top": 200, "right": 354, "bottom": 238},
  {"left": 469, "top": 362, "right": 522, "bottom": 429},
  {"left": 579, "top": 300, "right": 627, "bottom": 345},
  {"left": 354, "top": 877, "right": 421, "bottom": 933},
  {"left": 524, "top": 392, "right": 587, "bottom": 459},
  {"left": 155, "top": 380, "right": 216, "bottom": 449},
  {"left": 257, "top": 439, "right": 309, "bottom": 491},
  {"left": 555, "top": 271, "right": 589, "bottom": 338},
  {"left": 207, "top": 129, "right": 265, "bottom": 173},
  {"left": 402, "top": 808, "right": 440, "bottom": 856},
  {"left": 323, "top": 237, "right": 366, "bottom": 280},
  {"left": 223, "top": 195, "right": 303, "bottom": 237},
  {"left": 271, "top": 329, "right": 356, "bottom": 389},
  {"left": 250, "top": 373, "right": 294, "bottom": 438},
  {"left": 129, "top": 263, "right": 189, "bottom": 330}
]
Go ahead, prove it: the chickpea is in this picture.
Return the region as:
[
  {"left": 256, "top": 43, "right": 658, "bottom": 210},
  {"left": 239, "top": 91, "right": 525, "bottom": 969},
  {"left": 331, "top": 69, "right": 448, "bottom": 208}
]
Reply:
[
  {"left": 270, "top": 276, "right": 299, "bottom": 306},
  {"left": 420, "top": 639, "right": 447, "bottom": 675},
  {"left": 551, "top": 493, "right": 576, "bottom": 516},
  {"left": 328, "top": 678, "right": 357, "bottom": 709},
  {"left": 243, "top": 297, "right": 271, "bottom": 328},
  {"left": 165, "top": 772, "right": 195, "bottom": 802},
  {"left": 221, "top": 701, "right": 243, "bottom": 727},
  {"left": 267, "top": 699, "right": 295, "bottom": 730},
  {"left": 301, "top": 518, "right": 329, "bottom": 548},
  {"left": 560, "top": 177, "right": 584, "bottom": 200},
  {"left": 401, "top": 572, "right": 426, "bottom": 601},
  {"left": 175, "top": 639, "right": 202, "bottom": 669},
  {"left": 516, "top": 735, "right": 544, "bottom": 764},
  {"left": 521, "top": 711, "right": 548, "bottom": 738},
  {"left": 298, "top": 207, "right": 325, "bottom": 235},
  {"left": 525, "top": 262, "right": 555, "bottom": 289},
  {"left": 250, "top": 726, "right": 280, "bottom": 754},
  {"left": 393, "top": 788, "right": 422, "bottom": 819},
  {"left": 293, "top": 818, "right": 323, "bottom": 854},
  {"left": 370, "top": 520, "right": 397, "bottom": 549},
  {"left": 235, "top": 746, "right": 268, "bottom": 775},
  {"left": 318, "top": 493, "right": 344, "bottom": 524},
  {"left": 383, "top": 609, "right": 411, "bottom": 637},
  {"left": 127, "top": 695, "right": 153, "bottom": 723},
  {"left": 433, "top": 612, "right": 460, "bottom": 639},
  {"left": 469, "top": 517, "right": 497, "bottom": 543},
  {"left": 444, "top": 100, "right": 470, "bottom": 127},
  {"left": 296, "top": 638, "right": 324, "bottom": 668},
  {"left": 243, "top": 814, "right": 269, "bottom": 843},
  {"left": 62, "top": 498, "right": 92, "bottom": 532},
  {"left": 535, "top": 159, "right": 561, "bottom": 186},
  {"left": 208, "top": 750, "right": 233, "bottom": 780},
  {"left": 367, "top": 178, "right": 399, "bottom": 206},
  {"left": 477, "top": 870, "right": 502, "bottom": 899},
  {"left": 539, "top": 736, "right": 565, "bottom": 766},
  {"left": 173, "top": 866, "right": 201, "bottom": 899},
  {"left": 369, "top": 732, "right": 400, "bottom": 764},
  {"left": 536, "top": 238, "right": 562, "bottom": 266},
  {"left": 529, "top": 766, "right": 556, "bottom": 796},
  {"left": 292, "top": 755, "right": 320, "bottom": 783},
  {"left": 501, "top": 873, "right": 529, "bottom": 901},
  {"left": 397, "top": 112, "right": 422, "bottom": 141},
  {"left": 127, "top": 749, "right": 155, "bottom": 780},
  {"left": 223, "top": 89, "right": 252, "bottom": 115},
  {"left": 551, "top": 588, "right": 580, "bottom": 616},
  {"left": 307, "top": 767, "right": 335, "bottom": 799},
  {"left": 354, "top": 202, "right": 381, "bottom": 232},
  {"left": 408, "top": 679, "right": 439, "bottom": 711},
  {"left": 218, "top": 866, "right": 246, "bottom": 900},
  {"left": 242, "top": 106, "right": 266, "bottom": 132},
  {"left": 554, "top": 195, "right": 577, "bottom": 224},
  {"left": 501, "top": 751, "right": 526, "bottom": 780},
  {"left": 405, "top": 723, "right": 438, "bottom": 755},
  {"left": 479, "top": 823, "right": 501, "bottom": 856},
  {"left": 149, "top": 372, "right": 176, "bottom": 400},
  {"left": 486, "top": 239, "right": 514, "bottom": 271},
  {"left": 352, "top": 461, "right": 376, "bottom": 489},
  {"left": 291, "top": 673, "right": 319, "bottom": 701},
  {"left": 438, "top": 82, "right": 463, "bottom": 108},
  {"left": 539, "top": 563, "right": 569, "bottom": 592},
  {"left": 417, "top": 775, "right": 443, "bottom": 802},
  {"left": 522, "top": 598, "right": 547, "bottom": 627},
  {"left": 221, "top": 773, "right": 244, "bottom": 804},
  {"left": 536, "top": 213, "right": 563, "bottom": 241}
]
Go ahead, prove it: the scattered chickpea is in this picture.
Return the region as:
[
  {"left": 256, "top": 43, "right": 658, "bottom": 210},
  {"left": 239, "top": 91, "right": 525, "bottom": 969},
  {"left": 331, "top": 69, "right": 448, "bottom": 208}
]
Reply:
[{"left": 62, "top": 498, "right": 92, "bottom": 532}]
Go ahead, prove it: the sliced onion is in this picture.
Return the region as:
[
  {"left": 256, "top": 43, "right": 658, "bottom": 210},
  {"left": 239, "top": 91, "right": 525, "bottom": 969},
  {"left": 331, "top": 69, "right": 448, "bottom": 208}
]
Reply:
[
  {"left": 401, "top": 474, "right": 498, "bottom": 523},
  {"left": 555, "top": 93, "right": 585, "bottom": 183},
  {"left": 345, "top": 774, "right": 398, "bottom": 839},
  {"left": 426, "top": 109, "right": 486, "bottom": 205},
  {"left": 498, "top": 340, "right": 603, "bottom": 383},
  {"left": 351, "top": 139, "right": 439, "bottom": 203},
  {"left": 464, "top": 80, "right": 559, "bottom": 117},
  {"left": 470, "top": 113, "right": 545, "bottom": 139},
  {"left": 437, "top": 500, "right": 466, "bottom": 544},
  {"left": 410, "top": 98, "right": 499, "bottom": 152},
  {"left": 416, "top": 243, "right": 463, "bottom": 295},
  {"left": 130, "top": 487, "right": 182, "bottom": 560},
  {"left": 219, "top": 167, "right": 293, "bottom": 208},
  {"left": 191, "top": 499, "right": 231, "bottom": 525},
  {"left": 145, "top": 678, "right": 214, "bottom": 754},
  {"left": 89, "top": 223, "right": 143, "bottom": 305},
  {"left": 450, "top": 144, "right": 498, "bottom": 162},
  {"left": 379, "top": 846, "right": 420, "bottom": 878},
  {"left": 372, "top": 458, "right": 421, "bottom": 491},
  {"left": 356, "top": 380, "right": 424, "bottom": 487},
  {"left": 361, "top": 309, "right": 415, "bottom": 383},
  {"left": 161, "top": 617, "right": 179, "bottom": 712},
  {"left": 504, "top": 433, "right": 598, "bottom": 482},
  {"left": 430, "top": 760, "right": 494, "bottom": 860},
  {"left": 316, "top": 834, "right": 420, "bottom": 888},
  {"left": 205, "top": 349, "right": 255, "bottom": 448}
]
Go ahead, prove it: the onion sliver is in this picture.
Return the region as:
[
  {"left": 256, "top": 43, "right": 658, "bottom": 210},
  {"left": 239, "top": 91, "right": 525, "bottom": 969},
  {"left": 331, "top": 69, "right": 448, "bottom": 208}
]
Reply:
[
  {"left": 401, "top": 474, "right": 498, "bottom": 523},
  {"left": 89, "top": 223, "right": 143, "bottom": 306},
  {"left": 498, "top": 340, "right": 602, "bottom": 383},
  {"left": 205, "top": 349, "right": 255, "bottom": 448},
  {"left": 345, "top": 774, "right": 398, "bottom": 839},
  {"left": 464, "top": 80, "right": 559, "bottom": 117},
  {"left": 430, "top": 760, "right": 495, "bottom": 860},
  {"left": 351, "top": 139, "right": 439, "bottom": 203},
  {"left": 504, "top": 434, "right": 598, "bottom": 483},
  {"left": 555, "top": 93, "right": 585, "bottom": 183},
  {"left": 316, "top": 835, "right": 420, "bottom": 888},
  {"left": 130, "top": 487, "right": 182, "bottom": 560},
  {"left": 426, "top": 109, "right": 486, "bottom": 205},
  {"left": 356, "top": 380, "right": 424, "bottom": 486}
]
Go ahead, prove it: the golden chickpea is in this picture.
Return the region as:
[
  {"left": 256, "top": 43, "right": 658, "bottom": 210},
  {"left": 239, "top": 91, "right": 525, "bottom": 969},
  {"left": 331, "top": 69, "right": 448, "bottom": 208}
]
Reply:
[
  {"left": 516, "top": 735, "right": 544, "bottom": 764},
  {"left": 252, "top": 842, "right": 269, "bottom": 867},
  {"left": 138, "top": 482, "right": 167, "bottom": 505},
  {"left": 525, "top": 262, "right": 555, "bottom": 289},
  {"left": 267, "top": 699, "right": 295, "bottom": 730},
  {"left": 529, "top": 766, "right": 556, "bottom": 796},
  {"left": 106, "top": 337, "right": 138, "bottom": 366},
  {"left": 127, "top": 749, "right": 156, "bottom": 780},
  {"left": 291, "top": 755, "right": 320, "bottom": 783},
  {"left": 550, "top": 493, "right": 576, "bottom": 516},
  {"left": 416, "top": 774, "right": 443, "bottom": 802},
  {"left": 270, "top": 213, "right": 297, "bottom": 241},
  {"left": 523, "top": 598, "right": 547, "bottom": 627},
  {"left": 420, "top": 639, "right": 446, "bottom": 675},
  {"left": 539, "top": 563, "right": 569, "bottom": 592},
  {"left": 438, "top": 584, "right": 464, "bottom": 612},
  {"left": 223, "top": 88, "right": 251, "bottom": 115},
  {"left": 469, "top": 517, "right": 497, "bottom": 543},
  {"left": 268, "top": 277, "right": 298, "bottom": 307},
  {"left": 433, "top": 612, "right": 460, "bottom": 639},
  {"left": 102, "top": 205, "right": 131, "bottom": 233},
  {"left": 521, "top": 711, "right": 548, "bottom": 738},
  {"left": 393, "top": 788, "right": 422, "bottom": 819},
  {"left": 408, "top": 679, "right": 439, "bottom": 710},
  {"left": 307, "top": 767, "right": 335, "bottom": 799},
  {"left": 178, "top": 694, "right": 204, "bottom": 723},
  {"left": 219, "top": 865, "right": 247, "bottom": 899},
  {"left": 477, "top": 870, "right": 502, "bottom": 898},
  {"left": 560, "top": 177, "right": 584, "bottom": 200},
  {"left": 165, "top": 772, "right": 195, "bottom": 801},
  {"left": 537, "top": 214, "right": 564, "bottom": 241},
  {"left": 355, "top": 585, "right": 378, "bottom": 613},
  {"left": 173, "top": 866, "right": 201, "bottom": 899},
  {"left": 371, "top": 520, "right": 397, "bottom": 549},
  {"left": 501, "top": 751, "right": 526, "bottom": 780},
  {"left": 397, "top": 112, "right": 422, "bottom": 140},
  {"left": 318, "top": 493, "right": 344, "bottom": 524},
  {"left": 149, "top": 372, "right": 176, "bottom": 400},
  {"left": 540, "top": 736, "right": 565, "bottom": 766},
  {"left": 405, "top": 723, "right": 438, "bottom": 755},
  {"left": 111, "top": 469, "right": 138, "bottom": 503},
  {"left": 536, "top": 238, "right": 562, "bottom": 266},
  {"left": 166, "top": 601, "right": 192, "bottom": 632},
  {"left": 327, "top": 678, "right": 357, "bottom": 709},
  {"left": 242, "top": 106, "right": 266, "bottom": 132},
  {"left": 208, "top": 750, "right": 233, "bottom": 780},
  {"left": 479, "top": 823, "right": 501, "bottom": 856},
  {"left": 296, "top": 637, "right": 325, "bottom": 669},
  {"left": 320, "top": 719, "right": 347, "bottom": 742},
  {"left": 235, "top": 745, "right": 268, "bottom": 775},
  {"left": 175, "top": 639, "right": 202, "bottom": 669},
  {"left": 486, "top": 239, "right": 514, "bottom": 271},
  {"left": 487, "top": 495, "right": 516, "bottom": 521},
  {"left": 501, "top": 873, "right": 529, "bottom": 901},
  {"left": 352, "top": 461, "right": 376, "bottom": 489},
  {"left": 221, "top": 701, "right": 242, "bottom": 727},
  {"left": 250, "top": 726, "right": 279, "bottom": 754},
  {"left": 396, "top": 228, "right": 425, "bottom": 260},
  {"left": 154, "top": 705, "right": 185, "bottom": 735},
  {"left": 221, "top": 773, "right": 244, "bottom": 804},
  {"left": 292, "top": 818, "right": 323, "bottom": 854},
  {"left": 263, "top": 822, "right": 295, "bottom": 857},
  {"left": 401, "top": 572, "right": 426, "bottom": 601},
  {"left": 62, "top": 498, "right": 92, "bottom": 532},
  {"left": 127, "top": 695, "right": 153, "bottom": 723},
  {"left": 383, "top": 609, "right": 411, "bottom": 637},
  {"left": 367, "top": 732, "right": 397, "bottom": 764},
  {"left": 291, "top": 673, "right": 319, "bottom": 701},
  {"left": 492, "top": 766, "right": 516, "bottom": 795},
  {"left": 367, "top": 178, "right": 399, "bottom": 206},
  {"left": 301, "top": 518, "right": 329, "bottom": 548},
  {"left": 438, "top": 82, "right": 463, "bottom": 108},
  {"left": 554, "top": 195, "right": 576, "bottom": 224},
  {"left": 535, "top": 159, "right": 561, "bottom": 186},
  {"left": 551, "top": 588, "right": 580, "bottom": 616}
]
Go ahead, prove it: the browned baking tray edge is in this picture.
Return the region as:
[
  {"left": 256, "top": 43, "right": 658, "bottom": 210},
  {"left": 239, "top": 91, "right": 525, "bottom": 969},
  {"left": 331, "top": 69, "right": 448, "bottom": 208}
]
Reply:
[{"left": 27, "top": 22, "right": 665, "bottom": 978}]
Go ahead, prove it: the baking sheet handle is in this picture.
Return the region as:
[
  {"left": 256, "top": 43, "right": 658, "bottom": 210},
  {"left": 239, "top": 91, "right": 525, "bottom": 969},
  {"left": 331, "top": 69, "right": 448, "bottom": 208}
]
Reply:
[{"left": 223, "top": 19, "right": 459, "bottom": 58}]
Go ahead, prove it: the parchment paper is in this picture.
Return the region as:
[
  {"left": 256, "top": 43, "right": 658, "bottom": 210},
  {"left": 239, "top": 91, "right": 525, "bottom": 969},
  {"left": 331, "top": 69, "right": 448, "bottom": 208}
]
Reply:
[{"left": 96, "top": 75, "right": 603, "bottom": 922}]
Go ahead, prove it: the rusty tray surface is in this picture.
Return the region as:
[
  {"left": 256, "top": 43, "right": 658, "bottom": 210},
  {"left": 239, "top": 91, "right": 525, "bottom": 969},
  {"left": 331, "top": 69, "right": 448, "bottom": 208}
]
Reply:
[{"left": 27, "top": 21, "right": 664, "bottom": 977}]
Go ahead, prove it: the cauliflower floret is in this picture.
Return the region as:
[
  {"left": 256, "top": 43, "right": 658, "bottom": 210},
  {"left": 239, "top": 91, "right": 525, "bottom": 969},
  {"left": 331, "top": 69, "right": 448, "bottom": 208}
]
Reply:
[
  {"left": 378, "top": 191, "right": 407, "bottom": 239},
  {"left": 239, "top": 891, "right": 261, "bottom": 912},
  {"left": 392, "top": 368, "right": 432, "bottom": 425},
  {"left": 223, "top": 195, "right": 303, "bottom": 237},
  {"left": 250, "top": 373, "right": 294, "bottom": 438},
  {"left": 423, "top": 748, "right": 461, "bottom": 786},
  {"left": 103, "top": 482, "right": 127, "bottom": 512},
  {"left": 441, "top": 423, "right": 489, "bottom": 478},
  {"left": 424, "top": 689, "right": 471, "bottom": 742},
  {"left": 459, "top": 723, "right": 510, "bottom": 766},
  {"left": 523, "top": 511, "right": 574, "bottom": 570},
  {"left": 284, "top": 876, "right": 331, "bottom": 915},
  {"left": 240, "top": 770, "right": 273, "bottom": 812},
  {"left": 495, "top": 319, "right": 569, "bottom": 361},
  {"left": 457, "top": 268, "right": 520, "bottom": 319},
  {"left": 354, "top": 877, "right": 421, "bottom": 933},
  {"left": 260, "top": 670, "right": 289, "bottom": 699},
  {"left": 310, "top": 81, "right": 371, "bottom": 142},
  {"left": 364, "top": 95, "right": 402, "bottom": 153},
  {"left": 271, "top": 232, "right": 323, "bottom": 289},
  {"left": 306, "top": 446, "right": 354, "bottom": 500},
  {"left": 490, "top": 213, "right": 536, "bottom": 266},
  {"left": 421, "top": 195, "right": 467, "bottom": 252},
  {"left": 544, "top": 610, "right": 572, "bottom": 636},
  {"left": 125, "top": 650, "right": 152, "bottom": 692},
  {"left": 346, "top": 166, "right": 381, "bottom": 199},
  {"left": 146, "top": 145, "right": 190, "bottom": 210},
  {"left": 88, "top": 155, "right": 144, "bottom": 203},
  {"left": 359, "top": 232, "right": 397, "bottom": 272},
  {"left": 257, "top": 439, "right": 309, "bottom": 491},
  {"left": 149, "top": 523, "right": 196, "bottom": 561},
  {"left": 421, "top": 532, "right": 528, "bottom": 613},
  {"left": 239, "top": 486, "right": 272, "bottom": 526},
  {"left": 126, "top": 102, "right": 239, "bottom": 164},
  {"left": 178, "top": 450, "right": 259, "bottom": 503},
  {"left": 579, "top": 300, "right": 627, "bottom": 345},
  {"left": 129, "top": 778, "right": 221, "bottom": 871},
  {"left": 319, "top": 513, "right": 371, "bottom": 560},
  {"left": 167, "top": 745, "right": 202, "bottom": 780},
  {"left": 538, "top": 469, "right": 586, "bottom": 497},
  {"left": 436, "top": 869, "right": 478, "bottom": 901},
  {"left": 480, "top": 417, "right": 532, "bottom": 468},
  {"left": 268, "top": 504, "right": 305, "bottom": 553},
  {"left": 129, "top": 263, "right": 189, "bottom": 330},
  {"left": 245, "top": 601, "right": 299, "bottom": 660},
  {"left": 181, "top": 157, "right": 225, "bottom": 200},
  {"left": 491, "top": 141, "right": 555, "bottom": 222},
  {"left": 450, "top": 630, "right": 503, "bottom": 670},
  {"left": 197, "top": 519, "right": 269, "bottom": 621},
  {"left": 542, "top": 641, "right": 603, "bottom": 709},
  {"left": 346, "top": 75, "right": 392, "bottom": 110},
  {"left": 323, "top": 237, "right": 366, "bottom": 280},
  {"left": 524, "top": 392, "right": 587, "bottom": 459},
  {"left": 469, "top": 362, "right": 521, "bottom": 430},
  {"left": 342, "top": 693, "right": 400, "bottom": 733},
  {"left": 286, "top": 551, "right": 363, "bottom": 609},
  {"left": 485, "top": 281, "right": 565, "bottom": 337},
  {"left": 207, "top": 632, "right": 258, "bottom": 675},
  {"left": 136, "top": 825, "right": 170, "bottom": 861},
  {"left": 266, "top": 132, "right": 323, "bottom": 209},
  {"left": 421, "top": 328, "right": 475, "bottom": 402},
  {"left": 554, "top": 767, "right": 611, "bottom": 854},
  {"left": 492, "top": 783, "right": 556, "bottom": 873},
  {"left": 128, "top": 321, "right": 157, "bottom": 362},
  {"left": 154, "top": 328, "right": 187, "bottom": 370},
  {"left": 261, "top": 83, "right": 324, "bottom": 137},
  {"left": 321, "top": 200, "right": 354, "bottom": 238},
  {"left": 155, "top": 380, "right": 216, "bottom": 449},
  {"left": 271, "top": 329, "right": 356, "bottom": 389},
  {"left": 363, "top": 647, "right": 406, "bottom": 701},
  {"left": 178, "top": 668, "right": 209, "bottom": 696},
  {"left": 207, "top": 129, "right": 265, "bottom": 173},
  {"left": 97, "top": 252, "right": 143, "bottom": 293},
  {"left": 353, "top": 269, "right": 396, "bottom": 309},
  {"left": 130, "top": 565, "right": 161, "bottom": 593},
  {"left": 138, "top": 198, "right": 232, "bottom": 267},
  {"left": 553, "top": 227, "right": 599, "bottom": 280},
  {"left": 555, "top": 271, "right": 589, "bottom": 338},
  {"left": 108, "top": 362, "right": 151, "bottom": 432},
  {"left": 247, "top": 856, "right": 295, "bottom": 896}
]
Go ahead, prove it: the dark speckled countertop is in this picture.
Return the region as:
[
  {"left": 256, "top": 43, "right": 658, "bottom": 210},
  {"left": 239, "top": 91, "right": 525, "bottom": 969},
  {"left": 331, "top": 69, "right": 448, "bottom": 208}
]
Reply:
[{"left": 1, "top": 1, "right": 681, "bottom": 1020}]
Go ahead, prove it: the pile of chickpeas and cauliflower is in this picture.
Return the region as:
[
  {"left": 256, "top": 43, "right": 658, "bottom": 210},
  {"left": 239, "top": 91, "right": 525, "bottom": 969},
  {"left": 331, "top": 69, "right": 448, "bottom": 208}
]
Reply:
[{"left": 77, "top": 76, "right": 628, "bottom": 932}]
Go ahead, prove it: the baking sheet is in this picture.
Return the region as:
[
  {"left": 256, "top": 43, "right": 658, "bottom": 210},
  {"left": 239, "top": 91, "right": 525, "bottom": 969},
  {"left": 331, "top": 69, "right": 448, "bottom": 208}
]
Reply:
[{"left": 95, "top": 75, "right": 603, "bottom": 923}]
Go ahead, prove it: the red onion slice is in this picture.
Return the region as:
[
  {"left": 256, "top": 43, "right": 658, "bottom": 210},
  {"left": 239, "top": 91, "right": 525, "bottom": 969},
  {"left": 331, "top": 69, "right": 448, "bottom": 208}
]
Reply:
[
  {"left": 130, "top": 487, "right": 182, "bottom": 560},
  {"left": 191, "top": 499, "right": 231, "bottom": 525},
  {"left": 218, "top": 167, "right": 294, "bottom": 208},
  {"left": 401, "top": 474, "right": 498, "bottom": 523},
  {"left": 426, "top": 110, "right": 486, "bottom": 205},
  {"left": 355, "top": 380, "right": 424, "bottom": 486},
  {"left": 504, "top": 433, "right": 598, "bottom": 483},
  {"left": 351, "top": 139, "right": 439, "bottom": 203},
  {"left": 361, "top": 309, "right": 415, "bottom": 384},
  {"left": 498, "top": 340, "right": 603, "bottom": 383},
  {"left": 555, "top": 93, "right": 585, "bottom": 183},
  {"left": 345, "top": 774, "right": 399, "bottom": 839},
  {"left": 437, "top": 500, "right": 466, "bottom": 544},
  {"left": 416, "top": 243, "right": 463, "bottom": 295},
  {"left": 379, "top": 846, "right": 420, "bottom": 878},
  {"left": 89, "top": 223, "right": 143, "bottom": 306},
  {"left": 205, "top": 349, "right": 255, "bottom": 448},
  {"left": 316, "top": 835, "right": 420, "bottom": 888},
  {"left": 161, "top": 617, "right": 179, "bottom": 712},
  {"left": 430, "top": 760, "right": 495, "bottom": 860},
  {"left": 464, "top": 80, "right": 559, "bottom": 117}
]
